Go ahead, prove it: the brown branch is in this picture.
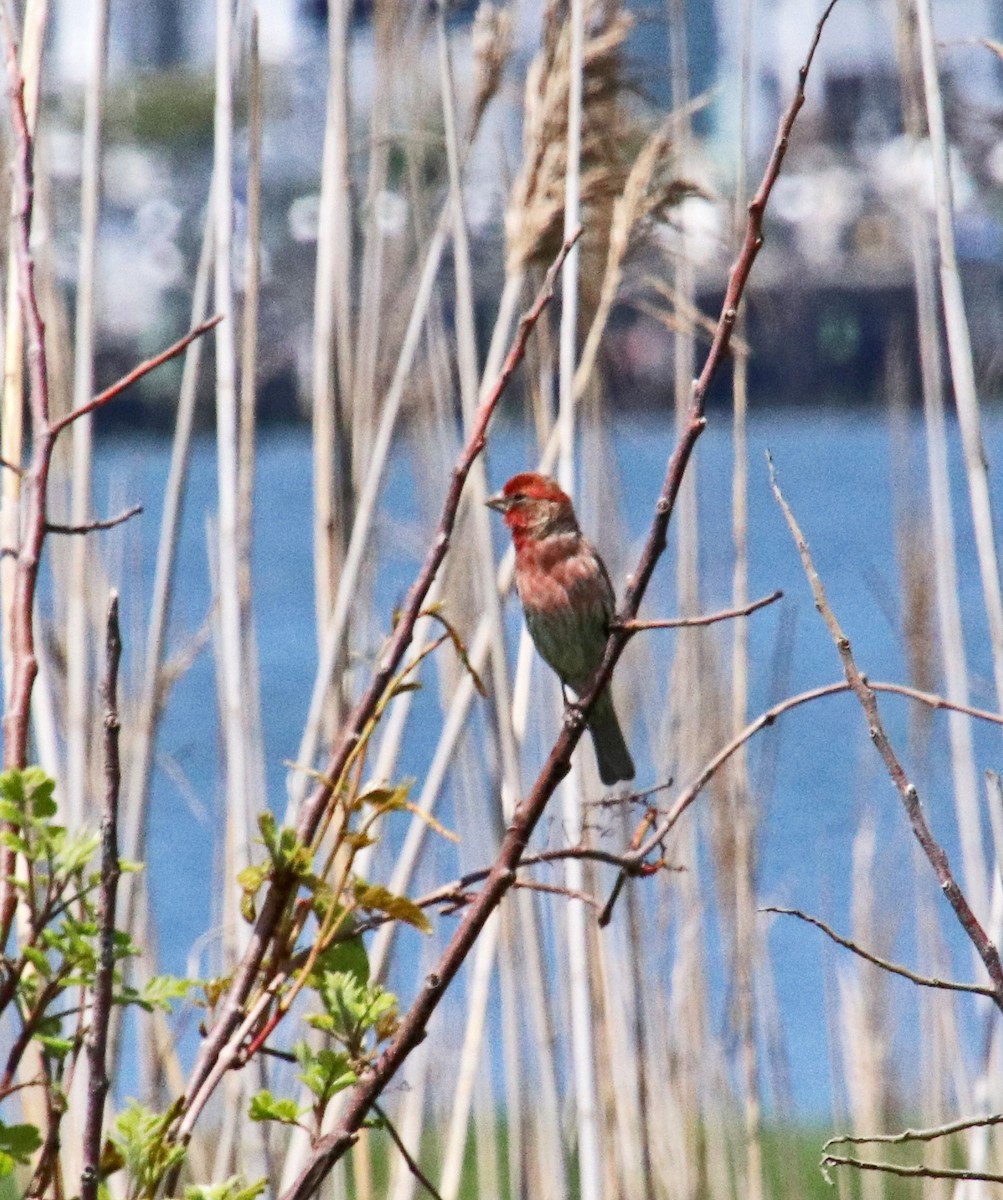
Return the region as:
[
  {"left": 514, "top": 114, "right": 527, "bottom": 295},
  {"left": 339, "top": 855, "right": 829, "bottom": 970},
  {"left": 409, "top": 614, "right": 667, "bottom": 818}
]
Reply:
[
  {"left": 825, "top": 1112, "right": 1003, "bottom": 1149},
  {"left": 46, "top": 504, "right": 143, "bottom": 536},
  {"left": 277, "top": 10, "right": 841, "bottom": 1200},
  {"left": 762, "top": 905, "right": 996, "bottom": 998},
  {"left": 0, "top": 456, "right": 23, "bottom": 475},
  {"left": 49, "top": 315, "right": 223, "bottom": 438},
  {"left": 173, "top": 232, "right": 582, "bottom": 1149},
  {"left": 80, "top": 594, "right": 122, "bottom": 1200},
  {"left": 615, "top": 588, "right": 782, "bottom": 633},
  {"left": 767, "top": 454, "right": 1003, "bottom": 1010},
  {"left": 821, "top": 1153, "right": 1003, "bottom": 1185},
  {"left": 513, "top": 878, "right": 599, "bottom": 908}
]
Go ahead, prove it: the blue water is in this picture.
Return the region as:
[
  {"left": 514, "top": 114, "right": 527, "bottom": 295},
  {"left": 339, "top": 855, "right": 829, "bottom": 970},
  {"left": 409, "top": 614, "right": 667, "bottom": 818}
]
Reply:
[{"left": 88, "top": 408, "right": 1003, "bottom": 1115}]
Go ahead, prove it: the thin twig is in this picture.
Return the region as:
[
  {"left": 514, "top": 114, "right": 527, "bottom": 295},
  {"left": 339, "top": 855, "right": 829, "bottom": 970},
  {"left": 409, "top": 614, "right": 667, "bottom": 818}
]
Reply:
[
  {"left": 46, "top": 504, "right": 142, "bottom": 536},
  {"left": 616, "top": 589, "right": 782, "bottom": 633},
  {"left": 373, "top": 1101, "right": 445, "bottom": 1200},
  {"left": 601, "top": 676, "right": 1003, "bottom": 926},
  {"left": 80, "top": 593, "right": 122, "bottom": 1200},
  {"left": 49, "top": 314, "right": 223, "bottom": 438},
  {"left": 825, "top": 1111, "right": 1003, "bottom": 1148},
  {"left": 767, "top": 453, "right": 1003, "bottom": 1009},
  {"left": 0, "top": 457, "right": 23, "bottom": 475},
  {"left": 821, "top": 1153, "right": 1003, "bottom": 1184},
  {"left": 762, "top": 905, "right": 997, "bottom": 998}
]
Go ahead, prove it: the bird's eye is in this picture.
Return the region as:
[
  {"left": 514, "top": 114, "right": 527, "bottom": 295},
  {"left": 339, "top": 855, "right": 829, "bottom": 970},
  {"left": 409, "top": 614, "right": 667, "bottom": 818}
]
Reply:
[{"left": 512, "top": 493, "right": 526, "bottom": 504}]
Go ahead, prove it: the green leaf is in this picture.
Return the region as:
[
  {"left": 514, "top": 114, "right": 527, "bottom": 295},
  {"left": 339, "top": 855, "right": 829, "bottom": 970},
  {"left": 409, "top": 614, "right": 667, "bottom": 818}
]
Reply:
[
  {"left": 110, "top": 1100, "right": 186, "bottom": 1196},
  {"left": 36, "top": 1033, "right": 75, "bottom": 1059},
  {"left": 295, "top": 1045, "right": 356, "bottom": 1101},
  {"left": 0, "top": 1121, "right": 42, "bottom": 1168},
  {"left": 55, "top": 830, "right": 100, "bottom": 875},
  {"left": 139, "top": 975, "right": 197, "bottom": 1012},
  {"left": 358, "top": 782, "right": 411, "bottom": 812},
  {"left": 353, "top": 882, "right": 432, "bottom": 934},
  {"left": 22, "top": 946, "right": 51, "bottom": 976},
  {"left": 310, "top": 936, "right": 369, "bottom": 988},
  {"left": 248, "top": 1090, "right": 303, "bottom": 1125},
  {"left": 183, "top": 1176, "right": 267, "bottom": 1200}
]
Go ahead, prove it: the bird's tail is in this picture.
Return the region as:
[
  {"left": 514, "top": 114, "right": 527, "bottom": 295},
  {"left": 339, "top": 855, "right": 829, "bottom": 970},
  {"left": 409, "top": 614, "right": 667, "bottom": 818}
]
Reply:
[{"left": 588, "top": 688, "right": 635, "bottom": 786}]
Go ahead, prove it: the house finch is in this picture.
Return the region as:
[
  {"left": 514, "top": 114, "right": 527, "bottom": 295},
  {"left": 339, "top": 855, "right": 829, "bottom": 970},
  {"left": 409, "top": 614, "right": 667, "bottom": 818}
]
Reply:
[{"left": 487, "top": 471, "right": 635, "bottom": 785}]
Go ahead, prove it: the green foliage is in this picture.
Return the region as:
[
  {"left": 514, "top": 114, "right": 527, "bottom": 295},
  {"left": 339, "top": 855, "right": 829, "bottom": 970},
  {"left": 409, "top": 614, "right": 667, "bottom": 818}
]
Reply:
[
  {"left": 306, "top": 970, "right": 399, "bottom": 1057},
  {"left": 0, "top": 768, "right": 198, "bottom": 1194},
  {"left": 110, "top": 1101, "right": 187, "bottom": 1200},
  {"left": 180, "top": 1177, "right": 267, "bottom": 1200},
  {"left": 248, "top": 1090, "right": 305, "bottom": 1127},
  {"left": 295, "top": 1043, "right": 357, "bottom": 1106},
  {"left": 0, "top": 1122, "right": 43, "bottom": 1178}
]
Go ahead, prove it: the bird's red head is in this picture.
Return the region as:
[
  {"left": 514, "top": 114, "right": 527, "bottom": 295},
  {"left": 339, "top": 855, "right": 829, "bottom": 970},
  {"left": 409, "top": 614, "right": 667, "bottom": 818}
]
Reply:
[{"left": 486, "top": 472, "right": 579, "bottom": 541}]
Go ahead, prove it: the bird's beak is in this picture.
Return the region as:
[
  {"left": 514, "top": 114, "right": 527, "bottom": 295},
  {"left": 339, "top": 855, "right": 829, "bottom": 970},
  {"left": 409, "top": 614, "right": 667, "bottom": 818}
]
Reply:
[{"left": 485, "top": 491, "right": 508, "bottom": 513}]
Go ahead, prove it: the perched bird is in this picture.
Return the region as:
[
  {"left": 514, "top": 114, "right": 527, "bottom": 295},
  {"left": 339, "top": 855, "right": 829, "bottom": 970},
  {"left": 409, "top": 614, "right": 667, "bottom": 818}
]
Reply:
[{"left": 487, "top": 471, "right": 635, "bottom": 785}]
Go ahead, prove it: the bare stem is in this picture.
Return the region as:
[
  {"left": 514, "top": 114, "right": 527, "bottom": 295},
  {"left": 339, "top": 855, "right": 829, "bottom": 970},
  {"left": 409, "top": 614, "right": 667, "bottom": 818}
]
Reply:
[
  {"left": 46, "top": 505, "right": 143, "bottom": 536},
  {"left": 762, "top": 905, "right": 996, "bottom": 998},
  {"left": 767, "top": 454, "right": 1003, "bottom": 1008},
  {"left": 80, "top": 594, "right": 122, "bottom": 1200}
]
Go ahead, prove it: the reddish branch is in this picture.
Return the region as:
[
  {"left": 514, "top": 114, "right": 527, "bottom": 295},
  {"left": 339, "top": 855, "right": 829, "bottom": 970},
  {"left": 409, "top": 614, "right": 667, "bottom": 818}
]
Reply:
[
  {"left": 0, "top": 13, "right": 221, "bottom": 946},
  {"left": 276, "top": 7, "right": 841, "bottom": 1198},
  {"left": 80, "top": 595, "right": 122, "bottom": 1200},
  {"left": 48, "top": 315, "right": 223, "bottom": 438},
  {"left": 173, "top": 232, "right": 582, "bottom": 1144}
]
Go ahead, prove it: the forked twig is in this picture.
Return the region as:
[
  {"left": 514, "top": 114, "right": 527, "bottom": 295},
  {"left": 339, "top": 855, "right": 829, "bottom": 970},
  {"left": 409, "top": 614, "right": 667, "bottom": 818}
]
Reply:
[
  {"left": 820, "top": 1154, "right": 1003, "bottom": 1185},
  {"left": 767, "top": 453, "right": 1003, "bottom": 1009},
  {"left": 601, "top": 677, "right": 1003, "bottom": 926}
]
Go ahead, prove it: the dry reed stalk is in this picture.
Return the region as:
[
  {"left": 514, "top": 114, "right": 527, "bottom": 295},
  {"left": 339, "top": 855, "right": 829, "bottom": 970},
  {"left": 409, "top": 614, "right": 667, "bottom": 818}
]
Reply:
[
  {"left": 350, "top": 2, "right": 396, "bottom": 474},
  {"left": 893, "top": 0, "right": 989, "bottom": 958},
  {"left": 120, "top": 210, "right": 214, "bottom": 934},
  {"left": 311, "top": 0, "right": 352, "bottom": 658},
  {"left": 0, "top": 0, "right": 46, "bottom": 711},
  {"left": 915, "top": 0, "right": 1003, "bottom": 920},
  {"left": 213, "top": 0, "right": 253, "bottom": 965},
  {"left": 64, "top": 0, "right": 108, "bottom": 830},
  {"left": 729, "top": 0, "right": 762, "bottom": 1191},
  {"left": 433, "top": 19, "right": 565, "bottom": 1197},
  {"left": 553, "top": 5, "right": 602, "bottom": 1200},
  {"left": 438, "top": 911, "right": 501, "bottom": 1200},
  {"left": 386, "top": 1039, "right": 429, "bottom": 1200},
  {"left": 238, "top": 10, "right": 261, "bottom": 605}
]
